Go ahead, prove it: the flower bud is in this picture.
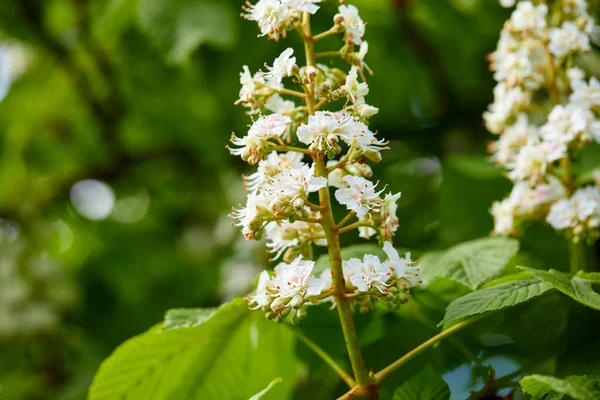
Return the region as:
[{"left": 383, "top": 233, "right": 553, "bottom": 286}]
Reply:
[
  {"left": 279, "top": 307, "right": 292, "bottom": 318},
  {"left": 297, "top": 207, "right": 309, "bottom": 220},
  {"left": 322, "top": 80, "right": 333, "bottom": 93},
  {"left": 269, "top": 197, "right": 285, "bottom": 213},
  {"left": 327, "top": 133, "right": 338, "bottom": 145},
  {"left": 331, "top": 91, "right": 340, "bottom": 101},
  {"left": 290, "top": 295, "right": 304, "bottom": 309},
  {"left": 334, "top": 13, "right": 345, "bottom": 25},
  {"left": 304, "top": 66, "right": 318, "bottom": 83},
  {"left": 289, "top": 10, "right": 301, "bottom": 23},
  {"left": 290, "top": 313, "right": 300, "bottom": 325},
  {"left": 281, "top": 227, "right": 298, "bottom": 241},
  {"left": 289, "top": 63, "right": 300, "bottom": 76},
  {"left": 293, "top": 197, "right": 305, "bottom": 211},
  {"left": 265, "top": 310, "right": 277, "bottom": 320},
  {"left": 248, "top": 218, "right": 263, "bottom": 232},
  {"left": 271, "top": 297, "right": 288, "bottom": 313},
  {"left": 365, "top": 150, "right": 383, "bottom": 163},
  {"left": 297, "top": 308, "right": 307, "bottom": 320},
  {"left": 337, "top": 86, "right": 348, "bottom": 97}
]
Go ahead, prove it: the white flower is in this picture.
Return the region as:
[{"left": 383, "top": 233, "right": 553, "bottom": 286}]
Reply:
[
  {"left": 500, "top": 0, "right": 516, "bottom": 7},
  {"left": 343, "top": 66, "right": 369, "bottom": 104},
  {"left": 547, "top": 186, "right": 600, "bottom": 232},
  {"left": 265, "top": 94, "right": 295, "bottom": 114},
  {"left": 540, "top": 104, "right": 597, "bottom": 145},
  {"left": 547, "top": 186, "right": 600, "bottom": 237},
  {"left": 484, "top": 84, "right": 530, "bottom": 134},
  {"left": 244, "top": 0, "right": 321, "bottom": 40},
  {"left": 237, "top": 65, "right": 266, "bottom": 110},
  {"left": 296, "top": 111, "right": 356, "bottom": 153},
  {"left": 382, "top": 242, "right": 421, "bottom": 288},
  {"left": 570, "top": 76, "right": 600, "bottom": 109},
  {"left": 567, "top": 67, "right": 586, "bottom": 86},
  {"left": 245, "top": 151, "right": 304, "bottom": 191},
  {"left": 491, "top": 198, "right": 517, "bottom": 236},
  {"left": 358, "top": 222, "right": 376, "bottom": 240},
  {"left": 507, "top": 139, "right": 566, "bottom": 182},
  {"left": 510, "top": 177, "right": 566, "bottom": 215},
  {"left": 338, "top": 118, "right": 387, "bottom": 156},
  {"left": 289, "top": 0, "right": 321, "bottom": 14},
  {"left": 561, "top": 0, "right": 590, "bottom": 16},
  {"left": 354, "top": 103, "right": 379, "bottom": 120},
  {"left": 231, "top": 191, "right": 271, "bottom": 239},
  {"left": 264, "top": 218, "right": 325, "bottom": 260},
  {"left": 270, "top": 256, "right": 326, "bottom": 304},
  {"left": 230, "top": 114, "right": 292, "bottom": 164},
  {"left": 244, "top": 0, "right": 290, "bottom": 39},
  {"left": 346, "top": 254, "right": 391, "bottom": 293},
  {"left": 269, "top": 164, "right": 327, "bottom": 199},
  {"left": 334, "top": 176, "right": 384, "bottom": 217},
  {"left": 326, "top": 161, "right": 373, "bottom": 189},
  {"left": 250, "top": 270, "right": 275, "bottom": 307},
  {"left": 509, "top": 2, "right": 547, "bottom": 33},
  {"left": 338, "top": 4, "right": 365, "bottom": 45},
  {"left": 263, "top": 48, "right": 297, "bottom": 86},
  {"left": 549, "top": 21, "right": 590, "bottom": 58},
  {"left": 379, "top": 192, "right": 401, "bottom": 239},
  {"left": 490, "top": 113, "right": 535, "bottom": 166},
  {"left": 357, "top": 41, "right": 372, "bottom": 73}
]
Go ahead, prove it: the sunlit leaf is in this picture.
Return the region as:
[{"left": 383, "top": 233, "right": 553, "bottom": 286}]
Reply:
[
  {"left": 520, "top": 374, "right": 600, "bottom": 400},
  {"left": 421, "top": 237, "right": 519, "bottom": 290},
  {"left": 438, "top": 278, "right": 552, "bottom": 326},
  {"left": 88, "top": 299, "right": 296, "bottom": 400},
  {"left": 519, "top": 267, "right": 600, "bottom": 311}
]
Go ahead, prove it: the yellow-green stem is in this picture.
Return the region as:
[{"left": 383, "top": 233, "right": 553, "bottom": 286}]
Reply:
[
  {"left": 296, "top": 331, "right": 356, "bottom": 388},
  {"left": 569, "top": 240, "right": 587, "bottom": 274},
  {"left": 302, "top": 12, "right": 373, "bottom": 396},
  {"left": 314, "top": 155, "right": 371, "bottom": 389}
]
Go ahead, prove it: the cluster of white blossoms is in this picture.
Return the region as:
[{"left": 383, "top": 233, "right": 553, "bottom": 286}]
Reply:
[
  {"left": 231, "top": 1, "right": 420, "bottom": 323},
  {"left": 248, "top": 243, "right": 421, "bottom": 323},
  {"left": 487, "top": 0, "right": 600, "bottom": 243}
]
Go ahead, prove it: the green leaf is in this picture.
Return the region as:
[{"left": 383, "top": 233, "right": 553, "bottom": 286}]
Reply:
[
  {"left": 519, "top": 267, "right": 600, "bottom": 311},
  {"left": 88, "top": 299, "right": 297, "bottom": 400},
  {"left": 438, "top": 278, "right": 552, "bottom": 326},
  {"left": 576, "top": 271, "right": 600, "bottom": 283},
  {"left": 520, "top": 374, "right": 600, "bottom": 400},
  {"left": 161, "top": 307, "right": 218, "bottom": 331},
  {"left": 392, "top": 365, "right": 450, "bottom": 400},
  {"left": 249, "top": 378, "right": 282, "bottom": 400},
  {"left": 138, "top": 0, "right": 238, "bottom": 64},
  {"left": 420, "top": 237, "right": 519, "bottom": 290}
]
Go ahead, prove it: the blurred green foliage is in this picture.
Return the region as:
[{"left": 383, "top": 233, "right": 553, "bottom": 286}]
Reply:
[{"left": 0, "top": 0, "right": 598, "bottom": 399}]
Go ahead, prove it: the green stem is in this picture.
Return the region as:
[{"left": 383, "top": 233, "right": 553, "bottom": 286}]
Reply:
[
  {"left": 314, "top": 157, "right": 372, "bottom": 390},
  {"left": 302, "top": 12, "right": 374, "bottom": 397},
  {"left": 316, "top": 51, "right": 343, "bottom": 59},
  {"left": 339, "top": 220, "right": 372, "bottom": 235},
  {"left": 569, "top": 240, "right": 587, "bottom": 274},
  {"left": 296, "top": 331, "right": 356, "bottom": 388},
  {"left": 277, "top": 87, "right": 307, "bottom": 99}
]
